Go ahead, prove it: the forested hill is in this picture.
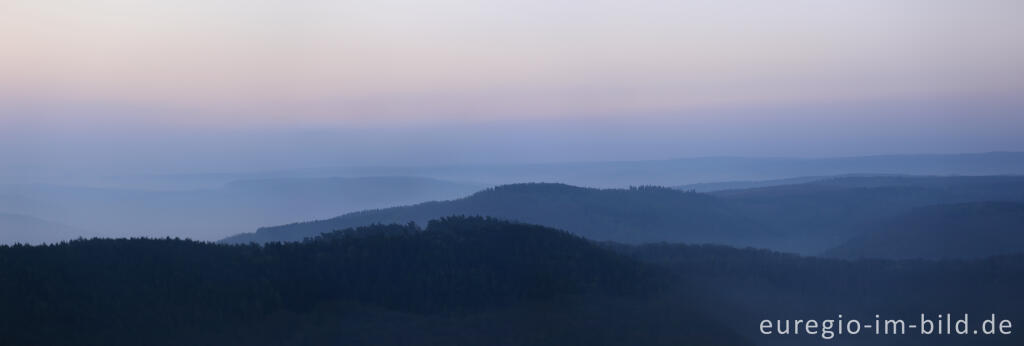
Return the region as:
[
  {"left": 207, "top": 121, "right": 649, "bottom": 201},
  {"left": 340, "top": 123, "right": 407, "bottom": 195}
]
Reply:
[
  {"left": 222, "top": 183, "right": 768, "bottom": 246},
  {"left": 824, "top": 202, "right": 1024, "bottom": 259},
  {"left": 5, "top": 217, "right": 1024, "bottom": 345},
  {"left": 2, "top": 217, "right": 749, "bottom": 346}
]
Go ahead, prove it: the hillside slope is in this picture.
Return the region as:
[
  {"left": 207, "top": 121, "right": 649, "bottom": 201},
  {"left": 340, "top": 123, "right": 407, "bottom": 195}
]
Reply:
[
  {"left": 824, "top": 202, "right": 1024, "bottom": 259},
  {"left": 223, "top": 184, "right": 770, "bottom": 246},
  {"left": 713, "top": 175, "right": 1024, "bottom": 252},
  {"left": 0, "top": 217, "right": 745, "bottom": 346}
]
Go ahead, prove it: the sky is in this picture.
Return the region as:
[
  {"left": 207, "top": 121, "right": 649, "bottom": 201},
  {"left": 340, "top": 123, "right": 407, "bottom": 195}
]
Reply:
[{"left": 1, "top": 0, "right": 1023, "bottom": 180}]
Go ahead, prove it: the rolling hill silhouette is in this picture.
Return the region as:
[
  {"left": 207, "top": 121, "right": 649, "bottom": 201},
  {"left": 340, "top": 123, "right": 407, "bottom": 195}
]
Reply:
[
  {"left": 0, "top": 217, "right": 747, "bottom": 346},
  {"left": 225, "top": 176, "right": 1024, "bottom": 255},
  {"left": 222, "top": 183, "right": 771, "bottom": 246}
]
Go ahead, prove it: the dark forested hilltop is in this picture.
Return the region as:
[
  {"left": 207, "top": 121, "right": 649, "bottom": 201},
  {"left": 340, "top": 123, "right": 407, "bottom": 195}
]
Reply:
[
  {"left": 224, "top": 176, "right": 1024, "bottom": 255},
  {"left": 3, "top": 217, "right": 745, "bottom": 346},
  {"left": 4, "top": 217, "right": 1024, "bottom": 345}
]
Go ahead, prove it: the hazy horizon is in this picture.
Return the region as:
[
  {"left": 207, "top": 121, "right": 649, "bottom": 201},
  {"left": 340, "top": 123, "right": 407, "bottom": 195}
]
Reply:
[{"left": 3, "top": 0, "right": 1024, "bottom": 184}]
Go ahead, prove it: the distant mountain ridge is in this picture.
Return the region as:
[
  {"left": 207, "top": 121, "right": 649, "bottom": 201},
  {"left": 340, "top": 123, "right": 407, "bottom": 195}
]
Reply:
[
  {"left": 223, "top": 183, "right": 770, "bottom": 246},
  {"left": 225, "top": 175, "right": 1024, "bottom": 256},
  {"left": 298, "top": 151, "right": 1024, "bottom": 187},
  {"left": 10, "top": 151, "right": 1024, "bottom": 243},
  {"left": 107, "top": 151, "right": 1024, "bottom": 189},
  {"left": 675, "top": 173, "right": 905, "bottom": 192}
]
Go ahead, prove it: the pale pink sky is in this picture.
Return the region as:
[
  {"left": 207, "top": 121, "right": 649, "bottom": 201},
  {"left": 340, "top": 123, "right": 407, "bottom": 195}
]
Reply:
[
  {"left": 1, "top": 0, "right": 1023, "bottom": 178},
  {"left": 2, "top": 0, "right": 1022, "bottom": 127}
]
